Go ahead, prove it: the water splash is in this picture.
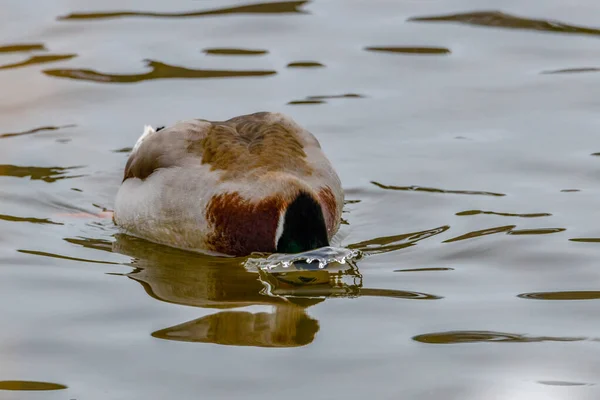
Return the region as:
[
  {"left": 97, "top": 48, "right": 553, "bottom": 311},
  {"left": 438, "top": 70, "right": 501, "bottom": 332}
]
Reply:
[
  {"left": 245, "top": 247, "right": 363, "bottom": 299},
  {"left": 245, "top": 246, "right": 362, "bottom": 272}
]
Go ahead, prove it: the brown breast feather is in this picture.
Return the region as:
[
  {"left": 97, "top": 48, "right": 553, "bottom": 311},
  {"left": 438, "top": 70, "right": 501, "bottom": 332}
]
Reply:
[{"left": 205, "top": 192, "right": 284, "bottom": 255}]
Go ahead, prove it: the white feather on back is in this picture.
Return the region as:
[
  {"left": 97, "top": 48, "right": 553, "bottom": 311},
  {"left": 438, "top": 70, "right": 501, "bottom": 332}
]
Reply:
[{"left": 133, "top": 125, "right": 156, "bottom": 153}]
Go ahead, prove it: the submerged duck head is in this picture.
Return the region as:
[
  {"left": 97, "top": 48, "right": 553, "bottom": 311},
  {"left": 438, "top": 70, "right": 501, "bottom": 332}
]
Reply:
[{"left": 276, "top": 191, "right": 329, "bottom": 254}]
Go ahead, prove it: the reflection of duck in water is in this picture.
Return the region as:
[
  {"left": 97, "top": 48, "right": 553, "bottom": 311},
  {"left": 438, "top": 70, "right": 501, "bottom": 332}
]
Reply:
[
  {"left": 113, "top": 112, "right": 343, "bottom": 256},
  {"left": 65, "top": 234, "right": 441, "bottom": 348},
  {"left": 113, "top": 234, "right": 326, "bottom": 347}
]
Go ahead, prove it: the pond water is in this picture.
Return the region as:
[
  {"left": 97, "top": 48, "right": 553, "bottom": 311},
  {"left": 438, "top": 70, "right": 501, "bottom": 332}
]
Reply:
[{"left": 2, "top": 0, "right": 600, "bottom": 399}]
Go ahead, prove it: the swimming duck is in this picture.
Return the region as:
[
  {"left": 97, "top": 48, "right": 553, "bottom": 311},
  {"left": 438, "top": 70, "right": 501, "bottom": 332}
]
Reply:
[{"left": 114, "top": 112, "right": 343, "bottom": 256}]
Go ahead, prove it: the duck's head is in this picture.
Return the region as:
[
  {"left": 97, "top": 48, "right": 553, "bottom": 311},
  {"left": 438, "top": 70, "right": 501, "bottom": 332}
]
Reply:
[{"left": 276, "top": 191, "right": 329, "bottom": 254}]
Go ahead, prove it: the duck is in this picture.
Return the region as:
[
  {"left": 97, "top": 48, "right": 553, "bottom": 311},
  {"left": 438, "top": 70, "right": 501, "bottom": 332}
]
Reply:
[{"left": 114, "top": 112, "right": 343, "bottom": 256}]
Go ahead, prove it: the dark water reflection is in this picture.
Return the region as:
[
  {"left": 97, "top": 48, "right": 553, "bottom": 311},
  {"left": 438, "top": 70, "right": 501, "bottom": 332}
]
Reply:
[
  {"left": 287, "top": 61, "right": 325, "bottom": 68},
  {"left": 371, "top": 181, "right": 506, "bottom": 197},
  {"left": 45, "top": 60, "right": 276, "bottom": 84},
  {"left": 0, "top": 165, "right": 84, "bottom": 182},
  {"left": 0, "top": 124, "right": 75, "bottom": 139},
  {"left": 0, "top": 43, "right": 46, "bottom": 53},
  {"left": 55, "top": 234, "right": 439, "bottom": 348},
  {"left": 204, "top": 48, "right": 269, "bottom": 56},
  {"left": 409, "top": 10, "right": 600, "bottom": 36},
  {"left": 365, "top": 46, "right": 451, "bottom": 55},
  {"left": 0, "top": 381, "right": 67, "bottom": 391},
  {"left": 518, "top": 291, "right": 600, "bottom": 300},
  {"left": 58, "top": 1, "right": 309, "bottom": 20},
  {"left": 0, "top": 54, "right": 76, "bottom": 71},
  {"left": 456, "top": 210, "right": 551, "bottom": 218},
  {"left": 413, "top": 331, "right": 587, "bottom": 344}
]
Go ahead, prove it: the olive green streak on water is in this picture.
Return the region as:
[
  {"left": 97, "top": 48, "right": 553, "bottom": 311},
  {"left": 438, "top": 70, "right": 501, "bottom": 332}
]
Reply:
[
  {"left": 365, "top": 46, "right": 451, "bottom": 55},
  {"left": 0, "top": 124, "right": 76, "bottom": 139},
  {"left": 17, "top": 249, "right": 125, "bottom": 265},
  {"left": 443, "top": 225, "right": 565, "bottom": 243},
  {"left": 443, "top": 225, "right": 515, "bottom": 243},
  {"left": 203, "top": 48, "right": 268, "bottom": 56},
  {"left": 287, "top": 99, "right": 325, "bottom": 105},
  {"left": 507, "top": 228, "right": 565, "bottom": 235},
  {"left": 63, "top": 237, "right": 114, "bottom": 252},
  {"left": 518, "top": 291, "right": 600, "bottom": 300},
  {"left": 58, "top": 0, "right": 309, "bottom": 20},
  {"left": 542, "top": 67, "right": 600, "bottom": 74},
  {"left": 395, "top": 267, "right": 454, "bottom": 272},
  {"left": 44, "top": 60, "right": 276, "bottom": 83},
  {"left": 0, "top": 214, "right": 63, "bottom": 225},
  {"left": 288, "top": 94, "right": 364, "bottom": 105},
  {"left": 408, "top": 10, "right": 600, "bottom": 36},
  {"left": 456, "top": 210, "right": 551, "bottom": 218},
  {"left": 570, "top": 238, "right": 600, "bottom": 243},
  {"left": 413, "top": 330, "right": 587, "bottom": 344},
  {"left": 349, "top": 225, "right": 450, "bottom": 254},
  {"left": 0, "top": 54, "right": 76, "bottom": 70},
  {"left": 0, "top": 43, "right": 46, "bottom": 53},
  {"left": 307, "top": 94, "right": 364, "bottom": 100},
  {"left": 0, "top": 381, "right": 67, "bottom": 391},
  {"left": 287, "top": 61, "right": 325, "bottom": 68},
  {"left": 0, "top": 165, "right": 84, "bottom": 182},
  {"left": 371, "top": 181, "right": 506, "bottom": 196},
  {"left": 538, "top": 381, "right": 593, "bottom": 387}
]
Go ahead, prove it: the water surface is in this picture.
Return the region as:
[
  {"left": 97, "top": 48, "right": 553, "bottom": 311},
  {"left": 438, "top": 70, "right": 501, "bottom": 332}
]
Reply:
[{"left": 2, "top": 0, "right": 600, "bottom": 399}]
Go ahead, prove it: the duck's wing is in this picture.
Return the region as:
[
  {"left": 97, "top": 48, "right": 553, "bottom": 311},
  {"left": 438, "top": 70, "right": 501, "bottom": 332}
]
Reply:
[
  {"left": 123, "top": 119, "right": 211, "bottom": 182},
  {"left": 199, "top": 112, "right": 325, "bottom": 180},
  {"left": 123, "top": 112, "right": 326, "bottom": 182}
]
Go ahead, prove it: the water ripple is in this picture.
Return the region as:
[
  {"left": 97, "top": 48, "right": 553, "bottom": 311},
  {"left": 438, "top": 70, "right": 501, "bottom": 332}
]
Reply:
[
  {"left": 287, "top": 61, "right": 325, "bottom": 68},
  {"left": 349, "top": 225, "right": 450, "bottom": 255},
  {"left": 409, "top": 10, "right": 600, "bottom": 37},
  {"left": 0, "top": 165, "right": 84, "bottom": 182},
  {"left": 570, "top": 238, "right": 600, "bottom": 243},
  {"left": 0, "top": 124, "right": 75, "bottom": 139},
  {"left": 0, "top": 214, "right": 63, "bottom": 225},
  {"left": 456, "top": 210, "right": 551, "bottom": 218},
  {"left": 443, "top": 225, "right": 515, "bottom": 243},
  {"left": 0, "top": 381, "right": 67, "bottom": 391},
  {"left": 59, "top": 1, "right": 309, "bottom": 20},
  {"left": 372, "top": 181, "right": 506, "bottom": 197},
  {"left": 542, "top": 67, "right": 600, "bottom": 74},
  {"left": 17, "top": 249, "right": 123, "bottom": 266},
  {"left": 44, "top": 60, "right": 276, "bottom": 83},
  {"left": 507, "top": 228, "right": 565, "bottom": 235},
  {"left": 518, "top": 291, "right": 600, "bottom": 300},
  {"left": 413, "top": 330, "right": 586, "bottom": 344},
  {"left": 288, "top": 93, "right": 364, "bottom": 105},
  {"left": 203, "top": 48, "right": 268, "bottom": 56},
  {"left": 0, "top": 54, "right": 76, "bottom": 70},
  {"left": 538, "top": 381, "right": 593, "bottom": 387},
  {"left": 0, "top": 43, "right": 45, "bottom": 53},
  {"left": 395, "top": 267, "right": 454, "bottom": 272},
  {"left": 365, "top": 46, "right": 450, "bottom": 55}
]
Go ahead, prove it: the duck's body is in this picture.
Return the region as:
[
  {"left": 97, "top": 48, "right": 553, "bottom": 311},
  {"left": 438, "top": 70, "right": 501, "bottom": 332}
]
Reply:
[{"left": 114, "top": 112, "right": 343, "bottom": 256}]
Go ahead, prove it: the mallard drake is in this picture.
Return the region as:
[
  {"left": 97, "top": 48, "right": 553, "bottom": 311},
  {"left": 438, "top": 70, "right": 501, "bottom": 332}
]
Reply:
[{"left": 114, "top": 112, "right": 343, "bottom": 256}]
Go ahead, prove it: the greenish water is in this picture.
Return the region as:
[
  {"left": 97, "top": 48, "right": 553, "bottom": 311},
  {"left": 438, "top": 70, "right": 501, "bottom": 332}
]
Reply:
[{"left": 2, "top": 1, "right": 600, "bottom": 399}]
